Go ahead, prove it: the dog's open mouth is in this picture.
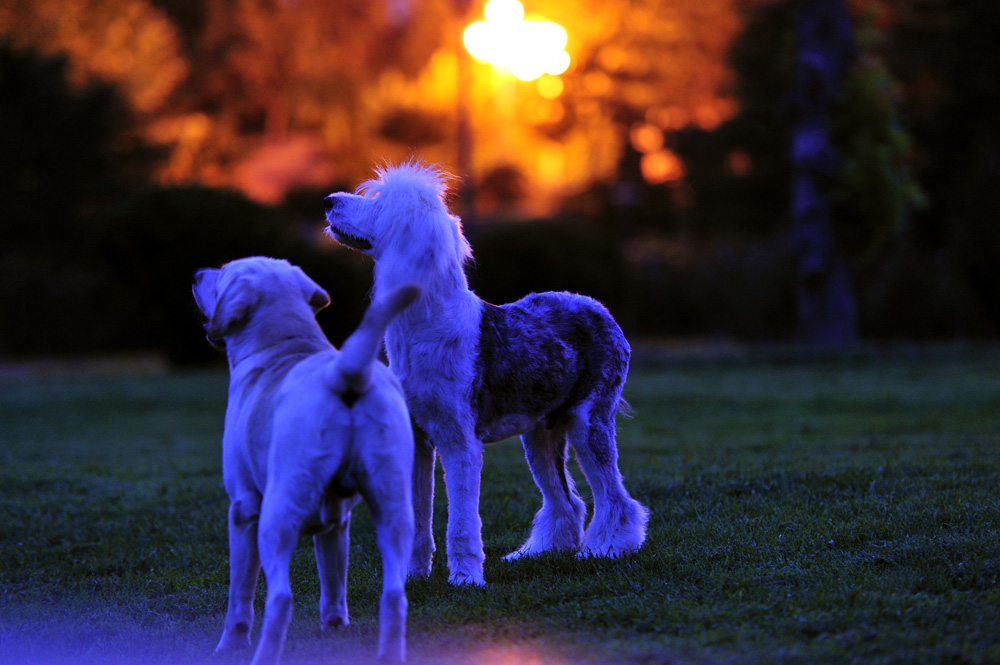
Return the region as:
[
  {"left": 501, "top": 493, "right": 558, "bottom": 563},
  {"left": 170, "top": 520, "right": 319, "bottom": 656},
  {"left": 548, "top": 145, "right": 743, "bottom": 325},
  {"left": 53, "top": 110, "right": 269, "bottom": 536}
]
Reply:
[{"left": 326, "top": 223, "right": 373, "bottom": 251}]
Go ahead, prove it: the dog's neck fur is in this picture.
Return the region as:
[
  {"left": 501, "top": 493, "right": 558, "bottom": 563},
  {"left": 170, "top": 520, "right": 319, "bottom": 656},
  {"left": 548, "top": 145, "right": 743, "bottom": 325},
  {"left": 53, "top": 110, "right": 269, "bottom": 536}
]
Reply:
[
  {"left": 373, "top": 243, "right": 470, "bottom": 311},
  {"left": 375, "top": 243, "right": 481, "bottom": 376},
  {"left": 225, "top": 306, "right": 331, "bottom": 374}
]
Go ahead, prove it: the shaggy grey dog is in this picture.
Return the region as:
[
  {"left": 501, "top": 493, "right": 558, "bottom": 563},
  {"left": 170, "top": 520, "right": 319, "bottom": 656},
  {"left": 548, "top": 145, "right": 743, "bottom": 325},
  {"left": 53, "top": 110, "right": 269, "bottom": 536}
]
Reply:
[{"left": 325, "top": 164, "right": 648, "bottom": 586}]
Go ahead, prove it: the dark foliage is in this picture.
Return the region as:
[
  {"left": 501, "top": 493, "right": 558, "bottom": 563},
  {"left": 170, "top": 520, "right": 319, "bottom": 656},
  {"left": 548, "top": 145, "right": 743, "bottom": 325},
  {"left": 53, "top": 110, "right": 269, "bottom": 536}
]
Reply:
[
  {"left": 93, "top": 185, "right": 372, "bottom": 364},
  {"left": 670, "top": 0, "right": 1000, "bottom": 340},
  {"left": 0, "top": 42, "right": 162, "bottom": 356},
  {"left": 672, "top": 0, "right": 797, "bottom": 240},
  {"left": 0, "top": 42, "right": 161, "bottom": 248},
  {"left": 626, "top": 237, "right": 798, "bottom": 341},
  {"left": 0, "top": 42, "right": 376, "bottom": 362},
  {"left": 860, "top": 244, "right": 992, "bottom": 339},
  {"left": 886, "top": 0, "right": 1000, "bottom": 334},
  {"left": 467, "top": 219, "right": 798, "bottom": 342},
  {"left": 469, "top": 219, "right": 627, "bottom": 314}
]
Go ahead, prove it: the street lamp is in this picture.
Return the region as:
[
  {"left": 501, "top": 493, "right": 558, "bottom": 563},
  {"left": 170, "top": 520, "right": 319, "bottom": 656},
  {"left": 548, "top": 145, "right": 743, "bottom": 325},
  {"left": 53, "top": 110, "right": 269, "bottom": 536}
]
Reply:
[
  {"left": 454, "top": 0, "right": 569, "bottom": 223},
  {"left": 462, "top": 0, "right": 570, "bottom": 81}
]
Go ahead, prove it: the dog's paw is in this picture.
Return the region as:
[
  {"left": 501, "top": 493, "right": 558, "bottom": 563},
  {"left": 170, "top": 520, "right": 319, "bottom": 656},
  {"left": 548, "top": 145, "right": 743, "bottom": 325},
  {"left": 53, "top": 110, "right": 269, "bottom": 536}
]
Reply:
[
  {"left": 214, "top": 623, "right": 252, "bottom": 653},
  {"left": 448, "top": 570, "right": 486, "bottom": 586},
  {"left": 319, "top": 605, "right": 350, "bottom": 632},
  {"left": 407, "top": 561, "right": 432, "bottom": 579},
  {"left": 502, "top": 548, "right": 532, "bottom": 562},
  {"left": 321, "top": 615, "right": 350, "bottom": 632}
]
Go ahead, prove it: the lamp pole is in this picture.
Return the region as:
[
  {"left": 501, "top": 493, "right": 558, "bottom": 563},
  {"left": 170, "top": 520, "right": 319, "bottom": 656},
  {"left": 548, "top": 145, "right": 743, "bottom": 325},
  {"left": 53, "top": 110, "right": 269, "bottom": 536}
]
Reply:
[
  {"left": 455, "top": 0, "right": 477, "bottom": 234},
  {"left": 458, "top": 0, "right": 570, "bottom": 228}
]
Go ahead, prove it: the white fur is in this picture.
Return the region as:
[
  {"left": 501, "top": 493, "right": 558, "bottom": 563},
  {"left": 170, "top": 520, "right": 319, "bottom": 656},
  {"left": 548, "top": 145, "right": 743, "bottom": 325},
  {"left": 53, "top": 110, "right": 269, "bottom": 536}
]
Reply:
[
  {"left": 325, "top": 164, "right": 649, "bottom": 586},
  {"left": 192, "top": 256, "right": 417, "bottom": 663}
]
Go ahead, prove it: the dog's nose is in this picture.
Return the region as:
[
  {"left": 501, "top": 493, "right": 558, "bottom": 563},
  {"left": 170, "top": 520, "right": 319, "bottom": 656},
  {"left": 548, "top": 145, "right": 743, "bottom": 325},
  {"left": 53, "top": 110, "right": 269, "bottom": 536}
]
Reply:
[{"left": 324, "top": 194, "right": 339, "bottom": 213}]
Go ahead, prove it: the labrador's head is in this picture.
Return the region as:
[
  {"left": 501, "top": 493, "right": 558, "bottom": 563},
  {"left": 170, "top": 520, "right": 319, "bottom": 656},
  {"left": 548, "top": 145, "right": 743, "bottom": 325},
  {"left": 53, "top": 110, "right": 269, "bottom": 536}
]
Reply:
[{"left": 192, "top": 256, "right": 330, "bottom": 349}]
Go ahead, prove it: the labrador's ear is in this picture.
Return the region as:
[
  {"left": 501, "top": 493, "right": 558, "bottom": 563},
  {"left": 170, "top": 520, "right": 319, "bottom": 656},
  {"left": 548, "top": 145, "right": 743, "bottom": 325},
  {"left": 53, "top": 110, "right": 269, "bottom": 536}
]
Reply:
[
  {"left": 192, "top": 269, "right": 220, "bottom": 320},
  {"left": 308, "top": 287, "right": 331, "bottom": 313},
  {"left": 207, "top": 276, "right": 257, "bottom": 338},
  {"left": 296, "top": 268, "right": 330, "bottom": 313}
]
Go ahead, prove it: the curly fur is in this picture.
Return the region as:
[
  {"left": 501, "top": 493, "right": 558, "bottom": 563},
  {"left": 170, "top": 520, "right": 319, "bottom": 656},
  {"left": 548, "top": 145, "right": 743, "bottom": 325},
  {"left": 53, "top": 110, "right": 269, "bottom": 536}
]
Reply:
[{"left": 325, "top": 163, "right": 648, "bottom": 586}]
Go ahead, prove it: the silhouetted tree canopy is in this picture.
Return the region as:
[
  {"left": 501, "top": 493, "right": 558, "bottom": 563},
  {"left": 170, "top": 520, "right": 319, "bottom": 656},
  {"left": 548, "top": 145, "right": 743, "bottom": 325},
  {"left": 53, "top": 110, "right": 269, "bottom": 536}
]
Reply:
[
  {"left": 1, "top": 0, "right": 998, "bottom": 357},
  {"left": 0, "top": 42, "right": 160, "bottom": 251}
]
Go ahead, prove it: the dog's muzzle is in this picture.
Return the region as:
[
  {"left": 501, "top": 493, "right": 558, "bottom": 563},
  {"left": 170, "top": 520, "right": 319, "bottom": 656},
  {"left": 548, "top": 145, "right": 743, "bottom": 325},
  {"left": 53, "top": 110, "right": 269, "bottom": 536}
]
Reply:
[{"left": 323, "top": 195, "right": 373, "bottom": 251}]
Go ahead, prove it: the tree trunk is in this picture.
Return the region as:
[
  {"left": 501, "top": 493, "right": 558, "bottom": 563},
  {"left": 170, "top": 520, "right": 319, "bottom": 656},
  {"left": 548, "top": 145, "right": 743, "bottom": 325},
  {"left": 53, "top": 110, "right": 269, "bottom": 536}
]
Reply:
[{"left": 789, "top": 0, "right": 859, "bottom": 345}]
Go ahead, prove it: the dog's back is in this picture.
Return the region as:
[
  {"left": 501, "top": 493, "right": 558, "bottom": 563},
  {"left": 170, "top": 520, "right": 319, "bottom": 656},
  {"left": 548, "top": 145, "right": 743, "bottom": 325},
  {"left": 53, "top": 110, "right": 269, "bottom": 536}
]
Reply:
[
  {"left": 268, "top": 283, "right": 420, "bottom": 517},
  {"left": 472, "top": 291, "right": 629, "bottom": 442}
]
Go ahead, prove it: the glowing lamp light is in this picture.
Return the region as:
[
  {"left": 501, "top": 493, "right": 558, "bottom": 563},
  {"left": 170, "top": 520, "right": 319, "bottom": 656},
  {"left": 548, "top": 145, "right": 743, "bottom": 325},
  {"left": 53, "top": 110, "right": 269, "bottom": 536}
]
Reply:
[{"left": 463, "top": 0, "right": 570, "bottom": 81}]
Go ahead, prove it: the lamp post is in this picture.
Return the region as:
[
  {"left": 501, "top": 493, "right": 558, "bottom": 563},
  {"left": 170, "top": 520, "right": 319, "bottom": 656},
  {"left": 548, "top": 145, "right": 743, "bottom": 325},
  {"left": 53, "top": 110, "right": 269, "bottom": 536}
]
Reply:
[
  {"left": 456, "top": 0, "right": 570, "bottom": 226},
  {"left": 462, "top": 0, "right": 570, "bottom": 81},
  {"left": 456, "top": 13, "right": 476, "bottom": 231}
]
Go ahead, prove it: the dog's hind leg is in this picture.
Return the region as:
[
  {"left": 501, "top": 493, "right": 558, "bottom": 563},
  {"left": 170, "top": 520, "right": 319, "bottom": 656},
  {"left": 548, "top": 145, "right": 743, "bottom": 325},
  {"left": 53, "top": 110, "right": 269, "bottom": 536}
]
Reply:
[
  {"left": 363, "top": 451, "right": 415, "bottom": 662},
  {"left": 408, "top": 427, "right": 436, "bottom": 578},
  {"left": 313, "top": 498, "right": 356, "bottom": 631},
  {"left": 216, "top": 498, "right": 261, "bottom": 653},
  {"left": 371, "top": 501, "right": 414, "bottom": 662},
  {"left": 250, "top": 506, "right": 299, "bottom": 665},
  {"left": 567, "top": 400, "right": 649, "bottom": 558},
  {"left": 504, "top": 422, "right": 585, "bottom": 560}
]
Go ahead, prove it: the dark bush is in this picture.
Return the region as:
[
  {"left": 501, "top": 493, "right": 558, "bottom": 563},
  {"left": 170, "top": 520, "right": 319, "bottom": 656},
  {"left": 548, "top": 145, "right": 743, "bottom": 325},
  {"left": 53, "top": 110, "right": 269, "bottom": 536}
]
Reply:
[
  {"left": 0, "top": 42, "right": 159, "bottom": 250},
  {"left": 625, "top": 236, "right": 798, "bottom": 341},
  {"left": 92, "top": 185, "right": 371, "bottom": 364},
  {"left": 859, "top": 245, "right": 992, "bottom": 339},
  {"left": 464, "top": 219, "right": 799, "bottom": 342},
  {"left": 468, "top": 219, "right": 628, "bottom": 319},
  {"left": 0, "top": 42, "right": 162, "bottom": 357}
]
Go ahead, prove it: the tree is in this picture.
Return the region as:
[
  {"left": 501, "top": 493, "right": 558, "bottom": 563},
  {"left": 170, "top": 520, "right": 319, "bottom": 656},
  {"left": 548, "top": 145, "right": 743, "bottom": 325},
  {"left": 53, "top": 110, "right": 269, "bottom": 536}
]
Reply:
[
  {"left": 701, "top": 0, "right": 919, "bottom": 343},
  {"left": 829, "top": 8, "right": 924, "bottom": 271},
  {"left": 0, "top": 0, "right": 188, "bottom": 114},
  {"left": 532, "top": 0, "right": 743, "bottom": 189},
  {"left": 879, "top": 0, "right": 1000, "bottom": 335},
  {"left": 0, "top": 43, "right": 161, "bottom": 354},
  {"left": 788, "top": 0, "right": 859, "bottom": 345},
  {"left": 0, "top": 44, "right": 159, "bottom": 248},
  {"left": 668, "top": 0, "right": 798, "bottom": 240}
]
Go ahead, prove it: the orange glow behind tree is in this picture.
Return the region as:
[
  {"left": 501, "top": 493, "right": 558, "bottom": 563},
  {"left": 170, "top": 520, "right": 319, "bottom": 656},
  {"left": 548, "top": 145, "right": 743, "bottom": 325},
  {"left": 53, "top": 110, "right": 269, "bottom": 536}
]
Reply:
[{"left": 1, "top": 0, "right": 745, "bottom": 209}]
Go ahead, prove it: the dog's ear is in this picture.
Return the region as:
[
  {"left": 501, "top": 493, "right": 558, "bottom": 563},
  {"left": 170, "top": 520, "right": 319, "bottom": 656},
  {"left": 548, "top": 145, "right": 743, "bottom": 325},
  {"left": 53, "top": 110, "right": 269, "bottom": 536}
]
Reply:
[
  {"left": 309, "top": 288, "right": 331, "bottom": 313},
  {"left": 192, "top": 268, "right": 220, "bottom": 320},
  {"left": 296, "top": 268, "right": 330, "bottom": 313},
  {"left": 208, "top": 276, "right": 257, "bottom": 338}
]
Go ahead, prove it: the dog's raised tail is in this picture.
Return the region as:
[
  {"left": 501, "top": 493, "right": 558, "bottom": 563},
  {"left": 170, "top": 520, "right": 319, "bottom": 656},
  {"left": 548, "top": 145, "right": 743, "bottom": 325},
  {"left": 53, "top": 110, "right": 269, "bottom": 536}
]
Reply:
[{"left": 328, "top": 285, "right": 419, "bottom": 404}]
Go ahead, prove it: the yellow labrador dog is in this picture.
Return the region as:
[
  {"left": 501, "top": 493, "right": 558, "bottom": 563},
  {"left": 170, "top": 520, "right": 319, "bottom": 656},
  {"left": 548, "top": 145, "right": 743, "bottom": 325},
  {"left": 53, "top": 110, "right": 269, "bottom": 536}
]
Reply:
[{"left": 192, "top": 256, "right": 418, "bottom": 665}]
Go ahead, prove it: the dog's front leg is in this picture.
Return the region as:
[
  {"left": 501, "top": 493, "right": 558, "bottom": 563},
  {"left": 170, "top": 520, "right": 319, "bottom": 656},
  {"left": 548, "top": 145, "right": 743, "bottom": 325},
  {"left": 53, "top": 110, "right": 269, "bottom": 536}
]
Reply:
[
  {"left": 408, "top": 427, "right": 436, "bottom": 578},
  {"left": 437, "top": 435, "right": 486, "bottom": 586},
  {"left": 216, "top": 498, "right": 261, "bottom": 653}
]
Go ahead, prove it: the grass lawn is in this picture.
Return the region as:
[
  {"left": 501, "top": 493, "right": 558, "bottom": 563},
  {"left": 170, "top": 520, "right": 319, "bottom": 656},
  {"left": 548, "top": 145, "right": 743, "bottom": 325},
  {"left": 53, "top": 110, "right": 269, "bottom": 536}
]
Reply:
[{"left": 1, "top": 347, "right": 998, "bottom": 664}]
